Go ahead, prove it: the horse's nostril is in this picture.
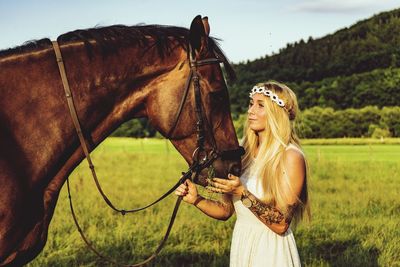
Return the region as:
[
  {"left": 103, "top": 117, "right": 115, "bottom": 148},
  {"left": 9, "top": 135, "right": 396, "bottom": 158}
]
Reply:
[{"left": 229, "top": 163, "right": 241, "bottom": 176}]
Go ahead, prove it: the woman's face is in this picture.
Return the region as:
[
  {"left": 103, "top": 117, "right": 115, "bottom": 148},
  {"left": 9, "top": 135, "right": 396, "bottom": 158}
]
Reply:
[{"left": 248, "top": 93, "right": 267, "bottom": 133}]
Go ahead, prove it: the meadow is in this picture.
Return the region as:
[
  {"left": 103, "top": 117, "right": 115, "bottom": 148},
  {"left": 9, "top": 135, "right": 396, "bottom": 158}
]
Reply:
[{"left": 27, "top": 138, "right": 400, "bottom": 267}]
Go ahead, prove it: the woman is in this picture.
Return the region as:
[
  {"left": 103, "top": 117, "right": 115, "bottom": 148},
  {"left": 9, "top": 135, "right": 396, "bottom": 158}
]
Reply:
[{"left": 175, "top": 81, "right": 310, "bottom": 267}]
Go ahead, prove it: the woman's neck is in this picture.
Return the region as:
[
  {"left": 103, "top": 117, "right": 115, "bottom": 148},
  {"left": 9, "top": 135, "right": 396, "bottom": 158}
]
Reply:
[
  {"left": 256, "top": 131, "right": 266, "bottom": 148},
  {"left": 254, "top": 133, "right": 264, "bottom": 158}
]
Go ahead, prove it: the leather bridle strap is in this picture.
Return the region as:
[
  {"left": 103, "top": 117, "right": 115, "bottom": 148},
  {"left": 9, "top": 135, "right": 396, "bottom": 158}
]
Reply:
[
  {"left": 65, "top": 147, "right": 220, "bottom": 266},
  {"left": 53, "top": 39, "right": 227, "bottom": 215},
  {"left": 53, "top": 41, "right": 122, "bottom": 212},
  {"left": 52, "top": 41, "right": 92, "bottom": 164},
  {"left": 53, "top": 40, "right": 166, "bottom": 215},
  {"left": 53, "top": 40, "right": 226, "bottom": 215},
  {"left": 53, "top": 40, "right": 189, "bottom": 267},
  {"left": 52, "top": 40, "right": 237, "bottom": 267},
  {"left": 166, "top": 67, "right": 193, "bottom": 138},
  {"left": 66, "top": 169, "right": 193, "bottom": 267},
  {"left": 166, "top": 56, "right": 223, "bottom": 138}
]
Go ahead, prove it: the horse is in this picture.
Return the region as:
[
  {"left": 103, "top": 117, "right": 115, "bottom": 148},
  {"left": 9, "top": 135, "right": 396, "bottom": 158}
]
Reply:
[{"left": 0, "top": 15, "right": 243, "bottom": 266}]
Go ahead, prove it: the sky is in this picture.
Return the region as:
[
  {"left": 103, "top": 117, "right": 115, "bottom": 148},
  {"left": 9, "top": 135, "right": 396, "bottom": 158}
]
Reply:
[{"left": 0, "top": 0, "right": 399, "bottom": 63}]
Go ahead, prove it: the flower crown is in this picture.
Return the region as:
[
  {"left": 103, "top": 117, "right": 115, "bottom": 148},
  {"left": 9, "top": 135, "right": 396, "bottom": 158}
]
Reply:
[{"left": 249, "top": 86, "right": 285, "bottom": 107}]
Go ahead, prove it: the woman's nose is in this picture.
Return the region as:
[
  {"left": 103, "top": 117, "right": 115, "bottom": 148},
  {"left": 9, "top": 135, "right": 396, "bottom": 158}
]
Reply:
[{"left": 248, "top": 105, "right": 254, "bottom": 115}]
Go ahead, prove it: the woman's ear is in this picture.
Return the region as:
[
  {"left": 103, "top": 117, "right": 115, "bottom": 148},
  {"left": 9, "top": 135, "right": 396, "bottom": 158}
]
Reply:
[{"left": 189, "top": 15, "right": 209, "bottom": 57}]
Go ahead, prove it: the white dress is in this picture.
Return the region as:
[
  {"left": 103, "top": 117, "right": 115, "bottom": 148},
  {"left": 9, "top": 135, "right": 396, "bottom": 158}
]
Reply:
[{"left": 229, "top": 145, "right": 302, "bottom": 267}]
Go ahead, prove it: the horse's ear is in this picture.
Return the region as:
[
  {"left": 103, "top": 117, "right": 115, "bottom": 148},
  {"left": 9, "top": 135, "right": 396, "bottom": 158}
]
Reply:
[
  {"left": 189, "top": 15, "right": 209, "bottom": 56},
  {"left": 202, "top": 17, "right": 210, "bottom": 36}
]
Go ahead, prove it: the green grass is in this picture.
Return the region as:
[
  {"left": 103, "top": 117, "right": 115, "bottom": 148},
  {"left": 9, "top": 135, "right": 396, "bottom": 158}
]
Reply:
[
  {"left": 301, "top": 138, "right": 400, "bottom": 146},
  {"left": 27, "top": 138, "right": 400, "bottom": 267}
]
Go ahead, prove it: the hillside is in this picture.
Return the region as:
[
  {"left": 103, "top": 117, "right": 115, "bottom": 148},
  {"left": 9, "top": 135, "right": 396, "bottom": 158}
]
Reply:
[{"left": 229, "top": 8, "right": 400, "bottom": 115}]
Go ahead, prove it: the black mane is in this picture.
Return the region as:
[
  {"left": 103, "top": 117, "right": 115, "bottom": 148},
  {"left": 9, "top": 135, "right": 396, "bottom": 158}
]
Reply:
[
  {"left": 58, "top": 24, "right": 189, "bottom": 59},
  {"left": 0, "top": 38, "right": 52, "bottom": 58},
  {"left": 0, "top": 24, "right": 235, "bottom": 80}
]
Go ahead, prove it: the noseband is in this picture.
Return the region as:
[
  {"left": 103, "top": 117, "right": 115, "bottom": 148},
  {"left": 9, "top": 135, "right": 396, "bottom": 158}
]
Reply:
[{"left": 52, "top": 40, "right": 244, "bottom": 266}]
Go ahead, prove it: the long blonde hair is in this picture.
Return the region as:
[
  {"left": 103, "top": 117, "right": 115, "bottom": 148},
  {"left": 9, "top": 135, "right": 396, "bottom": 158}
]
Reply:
[{"left": 241, "top": 81, "right": 310, "bottom": 226}]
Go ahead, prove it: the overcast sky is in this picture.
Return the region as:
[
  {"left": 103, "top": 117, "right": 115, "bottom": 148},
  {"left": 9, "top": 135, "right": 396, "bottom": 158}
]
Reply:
[{"left": 1, "top": 0, "right": 399, "bottom": 63}]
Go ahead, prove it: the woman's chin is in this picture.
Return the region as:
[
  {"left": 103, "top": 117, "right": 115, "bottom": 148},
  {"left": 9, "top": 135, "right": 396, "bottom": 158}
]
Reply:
[{"left": 249, "top": 125, "right": 263, "bottom": 132}]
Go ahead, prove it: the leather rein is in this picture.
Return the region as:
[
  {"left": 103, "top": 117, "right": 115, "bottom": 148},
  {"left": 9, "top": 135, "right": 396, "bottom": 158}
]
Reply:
[{"left": 52, "top": 40, "right": 244, "bottom": 266}]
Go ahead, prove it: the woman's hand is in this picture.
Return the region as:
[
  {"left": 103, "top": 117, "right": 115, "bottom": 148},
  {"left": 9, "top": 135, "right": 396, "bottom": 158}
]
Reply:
[
  {"left": 206, "top": 173, "right": 245, "bottom": 196},
  {"left": 174, "top": 179, "right": 200, "bottom": 205}
]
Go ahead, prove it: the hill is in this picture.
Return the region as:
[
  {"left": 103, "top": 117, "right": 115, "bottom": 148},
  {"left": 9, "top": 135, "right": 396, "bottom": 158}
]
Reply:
[{"left": 229, "top": 8, "right": 400, "bottom": 115}]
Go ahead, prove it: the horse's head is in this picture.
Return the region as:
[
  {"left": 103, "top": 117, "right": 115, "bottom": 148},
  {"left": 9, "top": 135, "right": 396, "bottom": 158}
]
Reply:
[{"left": 146, "top": 15, "right": 244, "bottom": 186}]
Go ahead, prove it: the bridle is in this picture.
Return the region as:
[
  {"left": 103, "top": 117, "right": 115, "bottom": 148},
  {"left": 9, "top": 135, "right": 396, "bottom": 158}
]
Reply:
[
  {"left": 166, "top": 45, "right": 245, "bottom": 182},
  {"left": 52, "top": 40, "right": 244, "bottom": 266}
]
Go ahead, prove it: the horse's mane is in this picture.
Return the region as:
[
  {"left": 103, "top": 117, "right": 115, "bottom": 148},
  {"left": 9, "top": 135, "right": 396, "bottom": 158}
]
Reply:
[
  {"left": 0, "top": 38, "right": 52, "bottom": 58},
  {"left": 0, "top": 24, "right": 236, "bottom": 80},
  {"left": 59, "top": 24, "right": 189, "bottom": 59}
]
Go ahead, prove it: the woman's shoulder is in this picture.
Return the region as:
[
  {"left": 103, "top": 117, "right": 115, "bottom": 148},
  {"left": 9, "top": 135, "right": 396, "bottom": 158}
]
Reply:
[
  {"left": 282, "top": 144, "right": 306, "bottom": 198},
  {"left": 283, "top": 144, "right": 306, "bottom": 178},
  {"left": 285, "top": 144, "right": 305, "bottom": 159}
]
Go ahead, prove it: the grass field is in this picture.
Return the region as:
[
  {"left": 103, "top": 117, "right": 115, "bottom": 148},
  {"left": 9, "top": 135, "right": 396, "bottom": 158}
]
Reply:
[{"left": 27, "top": 138, "right": 400, "bottom": 267}]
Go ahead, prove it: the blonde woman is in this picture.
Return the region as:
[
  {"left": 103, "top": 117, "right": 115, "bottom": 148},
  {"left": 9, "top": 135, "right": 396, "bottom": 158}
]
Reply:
[{"left": 175, "top": 81, "right": 310, "bottom": 267}]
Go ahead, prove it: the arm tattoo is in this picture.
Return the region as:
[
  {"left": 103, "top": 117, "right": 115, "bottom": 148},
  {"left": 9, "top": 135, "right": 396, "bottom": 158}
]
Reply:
[{"left": 241, "top": 189, "right": 297, "bottom": 225}]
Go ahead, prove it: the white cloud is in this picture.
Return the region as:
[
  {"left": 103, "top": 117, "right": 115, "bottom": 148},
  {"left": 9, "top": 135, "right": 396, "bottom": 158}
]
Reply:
[{"left": 290, "top": 0, "right": 392, "bottom": 13}]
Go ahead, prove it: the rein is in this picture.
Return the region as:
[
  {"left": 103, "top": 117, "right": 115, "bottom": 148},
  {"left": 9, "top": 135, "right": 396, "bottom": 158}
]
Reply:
[{"left": 52, "top": 40, "right": 244, "bottom": 266}]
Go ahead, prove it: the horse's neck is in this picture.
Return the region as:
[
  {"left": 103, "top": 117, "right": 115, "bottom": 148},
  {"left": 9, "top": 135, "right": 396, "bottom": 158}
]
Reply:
[
  {"left": 57, "top": 41, "right": 183, "bottom": 145},
  {"left": 0, "top": 41, "right": 182, "bottom": 184}
]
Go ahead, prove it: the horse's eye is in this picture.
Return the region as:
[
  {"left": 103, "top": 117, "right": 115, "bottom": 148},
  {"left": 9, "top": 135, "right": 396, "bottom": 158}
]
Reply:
[{"left": 209, "top": 90, "right": 227, "bottom": 106}]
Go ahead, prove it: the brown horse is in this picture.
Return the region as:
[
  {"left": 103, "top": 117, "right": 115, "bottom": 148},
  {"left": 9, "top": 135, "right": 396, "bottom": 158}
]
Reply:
[{"left": 0, "top": 16, "right": 242, "bottom": 266}]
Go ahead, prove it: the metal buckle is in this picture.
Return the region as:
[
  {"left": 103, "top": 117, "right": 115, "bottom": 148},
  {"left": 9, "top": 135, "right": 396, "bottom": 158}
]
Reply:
[{"left": 192, "top": 147, "right": 208, "bottom": 165}]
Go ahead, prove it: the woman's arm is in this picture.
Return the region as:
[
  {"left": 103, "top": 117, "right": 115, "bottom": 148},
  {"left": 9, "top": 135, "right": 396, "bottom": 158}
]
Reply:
[
  {"left": 241, "top": 148, "right": 306, "bottom": 235},
  {"left": 208, "top": 148, "right": 306, "bottom": 235},
  {"left": 193, "top": 192, "right": 234, "bottom": 221},
  {"left": 175, "top": 179, "right": 234, "bottom": 221},
  {"left": 240, "top": 189, "right": 297, "bottom": 235}
]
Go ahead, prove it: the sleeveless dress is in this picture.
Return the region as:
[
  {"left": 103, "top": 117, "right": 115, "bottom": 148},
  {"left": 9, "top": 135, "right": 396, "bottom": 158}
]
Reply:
[{"left": 229, "top": 144, "right": 302, "bottom": 267}]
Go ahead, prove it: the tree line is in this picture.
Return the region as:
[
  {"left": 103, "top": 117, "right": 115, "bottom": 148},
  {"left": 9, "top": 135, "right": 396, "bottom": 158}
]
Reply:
[
  {"left": 113, "top": 106, "right": 400, "bottom": 139},
  {"left": 234, "top": 106, "right": 400, "bottom": 139}
]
